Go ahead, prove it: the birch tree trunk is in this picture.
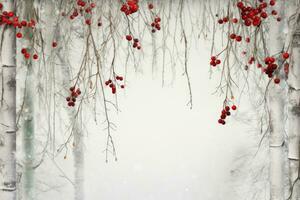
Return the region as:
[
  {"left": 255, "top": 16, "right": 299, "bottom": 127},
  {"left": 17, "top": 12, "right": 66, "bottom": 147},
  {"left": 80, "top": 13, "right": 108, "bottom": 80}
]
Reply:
[
  {"left": 287, "top": 10, "right": 300, "bottom": 200},
  {"left": 56, "top": 26, "right": 85, "bottom": 200},
  {"left": 21, "top": 0, "right": 35, "bottom": 199},
  {"left": 267, "top": 1, "right": 286, "bottom": 199},
  {"left": 0, "top": 1, "right": 17, "bottom": 200}
]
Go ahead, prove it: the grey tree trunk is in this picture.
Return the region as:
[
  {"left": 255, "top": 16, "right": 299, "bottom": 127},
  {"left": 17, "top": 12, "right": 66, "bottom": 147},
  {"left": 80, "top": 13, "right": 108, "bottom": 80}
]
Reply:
[
  {"left": 0, "top": 1, "right": 17, "bottom": 200},
  {"left": 56, "top": 29, "right": 85, "bottom": 200},
  {"left": 267, "top": 1, "right": 286, "bottom": 199},
  {"left": 21, "top": 0, "right": 35, "bottom": 199},
  {"left": 287, "top": 10, "right": 300, "bottom": 200}
]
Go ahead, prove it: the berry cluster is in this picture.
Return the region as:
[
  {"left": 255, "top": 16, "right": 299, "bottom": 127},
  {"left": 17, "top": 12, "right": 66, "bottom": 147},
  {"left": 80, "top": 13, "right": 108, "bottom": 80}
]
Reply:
[
  {"left": 0, "top": 10, "right": 36, "bottom": 29},
  {"left": 68, "top": 1, "right": 96, "bottom": 25},
  {"left": 260, "top": 52, "right": 289, "bottom": 84},
  {"left": 21, "top": 48, "right": 38, "bottom": 60},
  {"left": 229, "top": 33, "right": 242, "bottom": 42},
  {"left": 236, "top": 0, "right": 280, "bottom": 27},
  {"left": 0, "top": 7, "right": 39, "bottom": 61},
  {"left": 126, "top": 35, "right": 141, "bottom": 50},
  {"left": 210, "top": 56, "right": 221, "bottom": 67},
  {"left": 105, "top": 75, "right": 125, "bottom": 94},
  {"left": 66, "top": 87, "right": 81, "bottom": 107},
  {"left": 151, "top": 16, "right": 161, "bottom": 33},
  {"left": 120, "top": 0, "right": 139, "bottom": 16},
  {"left": 218, "top": 105, "right": 237, "bottom": 125}
]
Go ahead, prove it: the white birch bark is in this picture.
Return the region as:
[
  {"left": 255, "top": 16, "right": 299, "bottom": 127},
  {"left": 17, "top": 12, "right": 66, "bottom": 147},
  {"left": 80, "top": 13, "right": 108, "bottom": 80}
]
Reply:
[
  {"left": 21, "top": 0, "right": 35, "bottom": 199},
  {"left": 0, "top": 1, "right": 17, "bottom": 200},
  {"left": 287, "top": 9, "right": 300, "bottom": 200},
  {"left": 267, "top": 1, "right": 286, "bottom": 199}
]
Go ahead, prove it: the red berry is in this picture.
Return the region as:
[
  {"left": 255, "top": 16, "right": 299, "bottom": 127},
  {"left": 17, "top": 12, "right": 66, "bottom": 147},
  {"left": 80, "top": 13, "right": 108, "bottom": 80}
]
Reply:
[
  {"left": 90, "top": 3, "right": 96, "bottom": 8},
  {"left": 282, "top": 52, "right": 289, "bottom": 59},
  {"left": 121, "top": 85, "right": 125, "bottom": 89},
  {"left": 85, "top": 19, "right": 91, "bottom": 25},
  {"left": 154, "top": 17, "right": 161, "bottom": 23},
  {"left": 33, "top": 54, "right": 38, "bottom": 60},
  {"left": 271, "top": 10, "right": 277, "bottom": 15},
  {"left": 66, "top": 97, "right": 71, "bottom": 101},
  {"left": 230, "top": 33, "right": 236, "bottom": 39},
  {"left": 232, "top": 18, "right": 238, "bottom": 23},
  {"left": 225, "top": 106, "right": 230, "bottom": 111},
  {"left": 148, "top": 3, "right": 154, "bottom": 9},
  {"left": 24, "top": 53, "right": 30, "bottom": 59},
  {"left": 16, "top": 32, "right": 22, "bottom": 38},
  {"left": 236, "top": 36, "right": 242, "bottom": 42},
  {"left": 274, "top": 78, "right": 280, "bottom": 84},
  {"left": 231, "top": 105, "right": 237, "bottom": 110},
  {"left": 270, "top": 0, "right": 276, "bottom": 6},
  {"left": 126, "top": 35, "right": 132, "bottom": 41},
  {"left": 8, "top": 11, "right": 14, "bottom": 17},
  {"left": 52, "top": 41, "right": 57, "bottom": 48},
  {"left": 70, "top": 86, "right": 75, "bottom": 91},
  {"left": 210, "top": 61, "right": 216, "bottom": 66},
  {"left": 21, "top": 20, "right": 27, "bottom": 26},
  {"left": 237, "top": 2, "right": 244, "bottom": 8},
  {"left": 21, "top": 48, "right": 27, "bottom": 54},
  {"left": 261, "top": 12, "right": 268, "bottom": 18}
]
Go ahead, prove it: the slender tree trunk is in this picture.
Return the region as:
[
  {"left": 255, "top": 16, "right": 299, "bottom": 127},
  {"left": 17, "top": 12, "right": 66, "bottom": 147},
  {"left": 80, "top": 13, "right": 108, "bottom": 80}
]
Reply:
[
  {"left": 287, "top": 11, "right": 300, "bottom": 200},
  {"left": 0, "top": 1, "right": 17, "bottom": 200},
  {"left": 268, "top": 1, "right": 286, "bottom": 199},
  {"left": 55, "top": 28, "right": 85, "bottom": 200},
  {"left": 21, "top": 0, "right": 35, "bottom": 199}
]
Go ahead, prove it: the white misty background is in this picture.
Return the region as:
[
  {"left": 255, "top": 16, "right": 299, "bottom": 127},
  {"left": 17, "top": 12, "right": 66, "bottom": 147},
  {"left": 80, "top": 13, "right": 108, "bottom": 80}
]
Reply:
[{"left": 0, "top": 1, "right": 276, "bottom": 200}]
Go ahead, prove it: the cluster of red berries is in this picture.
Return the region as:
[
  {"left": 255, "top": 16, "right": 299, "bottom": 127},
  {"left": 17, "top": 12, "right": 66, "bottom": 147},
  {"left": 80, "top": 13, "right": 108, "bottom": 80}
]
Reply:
[
  {"left": 151, "top": 16, "right": 161, "bottom": 33},
  {"left": 236, "top": 0, "right": 280, "bottom": 27},
  {"left": 0, "top": 10, "right": 36, "bottom": 29},
  {"left": 105, "top": 75, "right": 125, "bottom": 94},
  {"left": 66, "top": 86, "right": 81, "bottom": 107},
  {"left": 0, "top": 7, "right": 39, "bottom": 61},
  {"left": 68, "top": 1, "right": 96, "bottom": 25},
  {"left": 218, "top": 105, "right": 237, "bottom": 125},
  {"left": 126, "top": 35, "right": 141, "bottom": 50},
  {"left": 120, "top": 0, "right": 139, "bottom": 16},
  {"left": 21, "top": 48, "right": 38, "bottom": 60},
  {"left": 229, "top": 33, "right": 242, "bottom": 42},
  {"left": 0, "top": 8, "right": 36, "bottom": 40},
  {"left": 210, "top": 56, "right": 221, "bottom": 67},
  {"left": 260, "top": 52, "right": 289, "bottom": 84}
]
